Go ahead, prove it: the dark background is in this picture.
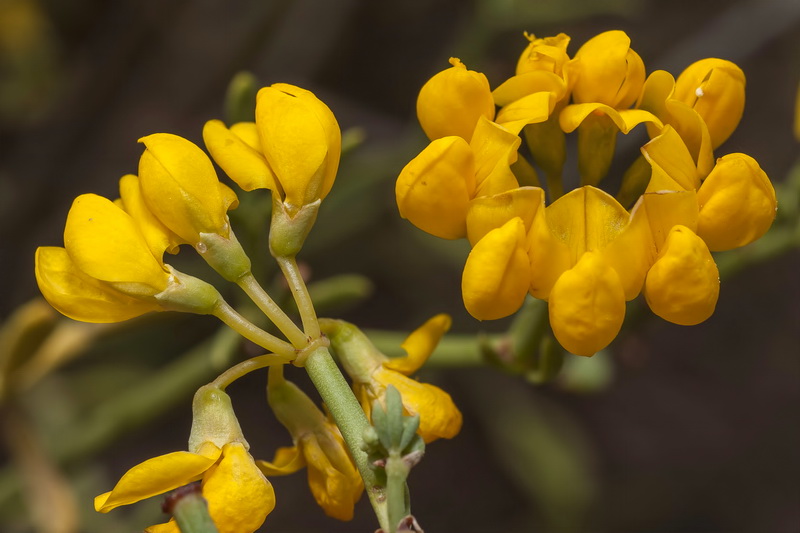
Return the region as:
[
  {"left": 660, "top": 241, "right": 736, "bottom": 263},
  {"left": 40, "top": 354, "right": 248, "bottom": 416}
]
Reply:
[{"left": 1, "top": 0, "right": 798, "bottom": 532}]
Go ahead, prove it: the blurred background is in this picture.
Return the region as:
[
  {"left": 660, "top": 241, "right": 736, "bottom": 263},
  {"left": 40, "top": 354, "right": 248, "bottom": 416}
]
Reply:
[{"left": 1, "top": 0, "right": 799, "bottom": 531}]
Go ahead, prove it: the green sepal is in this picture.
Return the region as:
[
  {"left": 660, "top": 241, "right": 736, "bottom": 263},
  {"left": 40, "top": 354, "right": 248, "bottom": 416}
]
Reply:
[{"left": 269, "top": 196, "right": 320, "bottom": 258}]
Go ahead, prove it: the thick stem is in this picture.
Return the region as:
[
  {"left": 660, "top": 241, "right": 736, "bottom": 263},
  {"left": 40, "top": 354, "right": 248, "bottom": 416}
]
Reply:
[
  {"left": 165, "top": 484, "right": 219, "bottom": 533},
  {"left": 237, "top": 272, "right": 308, "bottom": 347},
  {"left": 212, "top": 301, "right": 295, "bottom": 358},
  {"left": 385, "top": 453, "right": 410, "bottom": 533},
  {"left": 303, "top": 346, "right": 389, "bottom": 531},
  {"left": 277, "top": 256, "right": 320, "bottom": 339}
]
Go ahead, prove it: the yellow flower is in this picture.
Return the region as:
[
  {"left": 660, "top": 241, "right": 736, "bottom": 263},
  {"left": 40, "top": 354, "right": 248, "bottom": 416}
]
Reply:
[
  {"left": 35, "top": 193, "right": 222, "bottom": 323},
  {"left": 260, "top": 368, "right": 363, "bottom": 521},
  {"left": 326, "top": 315, "right": 462, "bottom": 443},
  {"left": 672, "top": 58, "right": 745, "bottom": 149},
  {"left": 138, "top": 133, "right": 239, "bottom": 245},
  {"left": 95, "top": 386, "right": 274, "bottom": 533},
  {"left": 204, "top": 83, "right": 341, "bottom": 210},
  {"left": 416, "top": 57, "right": 495, "bottom": 142}
]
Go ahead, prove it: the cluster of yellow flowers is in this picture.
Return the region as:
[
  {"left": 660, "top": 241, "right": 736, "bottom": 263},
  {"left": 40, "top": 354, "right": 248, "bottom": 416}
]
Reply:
[
  {"left": 35, "top": 83, "right": 462, "bottom": 531},
  {"left": 396, "top": 30, "right": 777, "bottom": 356}
]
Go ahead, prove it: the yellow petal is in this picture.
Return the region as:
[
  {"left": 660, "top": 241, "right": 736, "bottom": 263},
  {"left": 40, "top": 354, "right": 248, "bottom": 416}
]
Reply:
[
  {"left": 527, "top": 194, "right": 571, "bottom": 299},
  {"left": 462, "top": 218, "right": 530, "bottom": 320},
  {"left": 230, "top": 122, "right": 261, "bottom": 150},
  {"left": 301, "top": 429, "right": 363, "bottom": 521},
  {"left": 637, "top": 69, "right": 676, "bottom": 138},
  {"left": 601, "top": 199, "right": 657, "bottom": 300},
  {"left": 138, "top": 133, "right": 232, "bottom": 243},
  {"left": 515, "top": 33, "right": 571, "bottom": 77},
  {"left": 118, "top": 174, "right": 182, "bottom": 256},
  {"left": 495, "top": 90, "right": 558, "bottom": 134},
  {"left": 640, "top": 189, "right": 699, "bottom": 249},
  {"left": 545, "top": 186, "right": 629, "bottom": 263},
  {"left": 492, "top": 71, "right": 566, "bottom": 107},
  {"left": 202, "top": 119, "right": 280, "bottom": 193},
  {"left": 203, "top": 442, "right": 275, "bottom": 533},
  {"left": 663, "top": 99, "right": 715, "bottom": 178},
  {"left": 396, "top": 136, "right": 475, "bottom": 239},
  {"left": 257, "top": 446, "right": 305, "bottom": 476},
  {"left": 64, "top": 194, "right": 169, "bottom": 292},
  {"left": 560, "top": 103, "right": 661, "bottom": 134},
  {"left": 35, "top": 247, "right": 161, "bottom": 323},
  {"left": 469, "top": 117, "right": 521, "bottom": 196},
  {"left": 641, "top": 126, "right": 701, "bottom": 190},
  {"left": 144, "top": 520, "right": 179, "bottom": 533},
  {"left": 696, "top": 153, "right": 777, "bottom": 251},
  {"left": 385, "top": 313, "right": 452, "bottom": 375},
  {"left": 256, "top": 83, "right": 340, "bottom": 207},
  {"left": 466, "top": 186, "right": 542, "bottom": 246},
  {"left": 374, "top": 368, "right": 463, "bottom": 443},
  {"left": 644, "top": 225, "right": 719, "bottom": 325},
  {"left": 674, "top": 58, "right": 745, "bottom": 148},
  {"left": 416, "top": 57, "right": 495, "bottom": 142},
  {"left": 548, "top": 251, "right": 626, "bottom": 356},
  {"left": 94, "top": 448, "right": 221, "bottom": 512},
  {"left": 571, "top": 30, "right": 645, "bottom": 108}
]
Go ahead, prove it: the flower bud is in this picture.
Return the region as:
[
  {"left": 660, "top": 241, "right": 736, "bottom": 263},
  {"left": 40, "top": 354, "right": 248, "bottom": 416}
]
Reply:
[
  {"left": 571, "top": 30, "right": 645, "bottom": 109},
  {"left": 644, "top": 225, "right": 719, "bottom": 325},
  {"left": 674, "top": 58, "right": 745, "bottom": 148},
  {"left": 416, "top": 58, "right": 495, "bottom": 142},
  {"left": 696, "top": 153, "right": 777, "bottom": 251},
  {"left": 255, "top": 83, "right": 340, "bottom": 209}
]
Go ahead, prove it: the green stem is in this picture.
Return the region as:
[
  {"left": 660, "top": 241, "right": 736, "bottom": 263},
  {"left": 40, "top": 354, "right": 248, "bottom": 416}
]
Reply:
[
  {"left": 237, "top": 272, "right": 308, "bottom": 347},
  {"left": 212, "top": 301, "right": 295, "bottom": 358},
  {"left": 277, "top": 256, "right": 320, "bottom": 339},
  {"left": 385, "top": 453, "right": 410, "bottom": 533},
  {"left": 166, "top": 484, "right": 219, "bottom": 533},
  {"left": 303, "top": 346, "right": 389, "bottom": 531},
  {"left": 211, "top": 354, "right": 291, "bottom": 390}
]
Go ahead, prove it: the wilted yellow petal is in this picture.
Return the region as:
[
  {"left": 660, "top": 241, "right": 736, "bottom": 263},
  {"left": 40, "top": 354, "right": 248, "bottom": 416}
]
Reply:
[
  {"left": 385, "top": 313, "right": 452, "bottom": 375},
  {"left": 302, "top": 429, "right": 363, "bottom": 521},
  {"left": 374, "top": 367, "right": 462, "bottom": 443},
  {"left": 203, "top": 443, "right": 274, "bottom": 533},
  {"left": 466, "top": 186, "right": 542, "bottom": 246},
  {"left": 417, "top": 58, "right": 495, "bottom": 142},
  {"left": 256, "top": 84, "right": 340, "bottom": 207},
  {"left": 203, "top": 119, "right": 280, "bottom": 193},
  {"left": 64, "top": 194, "right": 169, "bottom": 292},
  {"left": 548, "top": 251, "right": 626, "bottom": 356},
  {"left": 644, "top": 225, "right": 719, "bottom": 325},
  {"left": 697, "top": 153, "right": 777, "bottom": 251},
  {"left": 462, "top": 218, "right": 530, "bottom": 320},
  {"left": 139, "top": 133, "right": 232, "bottom": 243},
  {"left": 396, "top": 136, "right": 475, "bottom": 239},
  {"left": 257, "top": 446, "right": 305, "bottom": 476},
  {"left": 35, "top": 247, "right": 161, "bottom": 323},
  {"left": 674, "top": 58, "right": 745, "bottom": 148},
  {"left": 95, "top": 449, "right": 220, "bottom": 512}
]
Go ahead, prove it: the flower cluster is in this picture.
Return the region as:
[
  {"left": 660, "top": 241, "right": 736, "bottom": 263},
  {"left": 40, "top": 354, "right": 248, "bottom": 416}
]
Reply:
[
  {"left": 397, "top": 30, "right": 777, "bottom": 356},
  {"left": 36, "top": 81, "right": 463, "bottom": 532}
]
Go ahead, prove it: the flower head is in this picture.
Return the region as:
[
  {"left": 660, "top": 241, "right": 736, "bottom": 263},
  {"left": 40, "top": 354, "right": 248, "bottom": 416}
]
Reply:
[
  {"left": 325, "top": 315, "right": 462, "bottom": 443},
  {"left": 95, "top": 385, "right": 274, "bottom": 533},
  {"left": 260, "top": 367, "right": 363, "bottom": 520}
]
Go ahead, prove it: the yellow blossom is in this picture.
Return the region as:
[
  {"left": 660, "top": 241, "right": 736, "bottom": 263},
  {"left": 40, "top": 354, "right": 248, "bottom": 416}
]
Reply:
[
  {"left": 138, "top": 133, "right": 239, "bottom": 245},
  {"left": 260, "top": 368, "right": 363, "bottom": 521},
  {"left": 205, "top": 84, "right": 340, "bottom": 211},
  {"left": 416, "top": 57, "right": 495, "bottom": 142},
  {"left": 326, "top": 316, "right": 462, "bottom": 443},
  {"left": 95, "top": 386, "right": 274, "bottom": 533}
]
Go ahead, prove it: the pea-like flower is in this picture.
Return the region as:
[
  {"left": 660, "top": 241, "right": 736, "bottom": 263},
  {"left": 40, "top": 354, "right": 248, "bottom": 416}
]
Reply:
[
  {"left": 203, "top": 83, "right": 340, "bottom": 211},
  {"left": 260, "top": 367, "right": 363, "bottom": 521},
  {"left": 95, "top": 385, "right": 275, "bottom": 533},
  {"left": 35, "top": 193, "right": 220, "bottom": 323},
  {"left": 323, "top": 315, "right": 462, "bottom": 443}
]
